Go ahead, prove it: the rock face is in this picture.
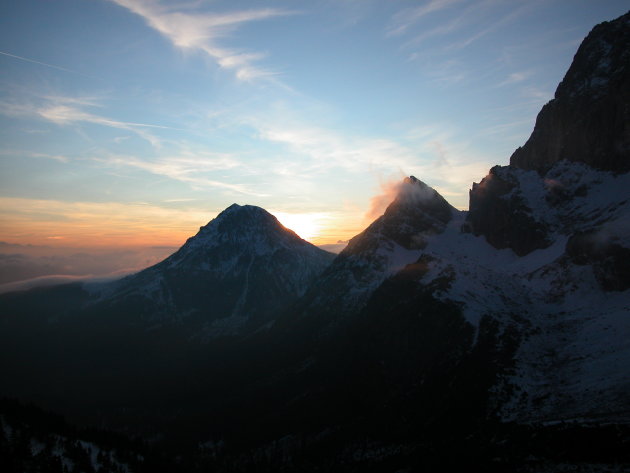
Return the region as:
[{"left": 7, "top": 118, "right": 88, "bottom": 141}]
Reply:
[
  {"left": 509, "top": 11, "right": 630, "bottom": 174},
  {"left": 469, "top": 11, "right": 630, "bottom": 256},
  {"left": 566, "top": 229, "right": 630, "bottom": 291},
  {"left": 98, "top": 204, "right": 335, "bottom": 336},
  {"left": 461, "top": 12, "right": 630, "bottom": 425},
  {"left": 467, "top": 165, "right": 551, "bottom": 256}
]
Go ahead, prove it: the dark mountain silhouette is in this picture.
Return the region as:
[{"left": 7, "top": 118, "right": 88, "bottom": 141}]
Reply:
[
  {"left": 294, "top": 176, "right": 456, "bottom": 320},
  {"left": 94, "top": 203, "right": 334, "bottom": 337},
  {"left": 510, "top": 11, "right": 630, "bottom": 174}
]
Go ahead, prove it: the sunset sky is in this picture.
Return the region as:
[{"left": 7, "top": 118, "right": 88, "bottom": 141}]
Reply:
[{"left": 1, "top": 0, "right": 628, "bottom": 250}]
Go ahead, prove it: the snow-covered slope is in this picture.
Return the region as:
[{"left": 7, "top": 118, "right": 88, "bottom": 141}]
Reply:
[{"left": 409, "top": 161, "right": 630, "bottom": 423}]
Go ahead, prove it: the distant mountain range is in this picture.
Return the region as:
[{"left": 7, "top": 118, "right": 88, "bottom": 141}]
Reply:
[{"left": 1, "top": 10, "right": 629, "bottom": 473}]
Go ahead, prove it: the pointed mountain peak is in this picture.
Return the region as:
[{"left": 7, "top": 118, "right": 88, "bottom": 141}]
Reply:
[
  {"left": 395, "top": 176, "right": 438, "bottom": 200},
  {"left": 307, "top": 176, "right": 457, "bottom": 314},
  {"left": 102, "top": 204, "right": 335, "bottom": 335},
  {"left": 169, "top": 203, "right": 329, "bottom": 265},
  {"left": 343, "top": 176, "right": 456, "bottom": 256},
  {"left": 384, "top": 176, "right": 453, "bottom": 223},
  {"left": 199, "top": 204, "right": 286, "bottom": 237}
]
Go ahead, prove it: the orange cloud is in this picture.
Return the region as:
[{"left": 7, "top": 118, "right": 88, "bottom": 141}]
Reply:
[{"left": 365, "top": 176, "right": 407, "bottom": 221}]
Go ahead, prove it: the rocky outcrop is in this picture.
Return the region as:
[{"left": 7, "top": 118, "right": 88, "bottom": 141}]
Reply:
[
  {"left": 468, "top": 12, "right": 630, "bottom": 256},
  {"left": 509, "top": 11, "right": 630, "bottom": 174},
  {"left": 567, "top": 230, "right": 630, "bottom": 291},
  {"left": 466, "top": 166, "right": 551, "bottom": 256}
]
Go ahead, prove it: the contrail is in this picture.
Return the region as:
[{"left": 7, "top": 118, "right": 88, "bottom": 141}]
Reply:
[{"left": 0, "top": 50, "right": 99, "bottom": 80}]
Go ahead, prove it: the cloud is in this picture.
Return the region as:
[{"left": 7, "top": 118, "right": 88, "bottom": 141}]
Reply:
[
  {"left": 253, "top": 121, "right": 416, "bottom": 174},
  {"left": 37, "top": 103, "right": 173, "bottom": 148},
  {"left": 0, "top": 275, "right": 93, "bottom": 294},
  {"left": 521, "top": 85, "right": 553, "bottom": 101},
  {"left": 480, "top": 118, "right": 534, "bottom": 137},
  {"left": 0, "top": 95, "right": 173, "bottom": 148},
  {"left": 422, "top": 59, "right": 468, "bottom": 86},
  {"left": 497, "top": 71, "right": 532, "bottom": 87},
  {"left": 365, "top": 177, "right": 406, "bottom": 220},
  {"left": 387, "top": 0, "right": 461, "bottom": 37},
  {"left": 0, "top": 150, "right": 70, "bottom": 163},
  {"left": 441, "top": 3, "right": 535, "bottom": 52},
  {"left": 248, "top": 112, "right": 496, "bottom": 211},
  {"left": 0, "top": 243, "right": 178, "bottom": 289},
  {"left": 364, "top": 175, "right": 444, "bottom": 219},
  {"left": 109, "top": 0, "right": 295, "bottom": 81},
  {"left": 395, "top": 0, "right": 539, "bottom": 58},
  {"left": 399, "top": 6, "right": 468, "bottom": 47},
  {"left": 0, "top": 50, "right": 98, "bottom": 79},
  {"left": 98, "top": 151, "right": 265, "bottom": 196}
]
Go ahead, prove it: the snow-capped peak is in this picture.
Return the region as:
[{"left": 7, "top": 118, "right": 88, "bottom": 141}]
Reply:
[
  {"left": 91, "top": 204, "right": 335, "bottom": 336},
  {"left": 173, "top": 204, "right": 306, "bottom": 260}
]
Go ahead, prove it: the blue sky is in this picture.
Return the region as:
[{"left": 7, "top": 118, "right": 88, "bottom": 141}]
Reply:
[{"left": 1, "top": 0, "right": 628, "bottom": 247}]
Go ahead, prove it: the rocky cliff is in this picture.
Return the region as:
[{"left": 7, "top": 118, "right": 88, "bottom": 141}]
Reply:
[{"left": 509, "top": 11, "right": 630, "bottom": 174}]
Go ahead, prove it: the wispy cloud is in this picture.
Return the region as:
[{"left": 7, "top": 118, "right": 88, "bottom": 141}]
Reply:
[
  {"left": 109, "top": 0, "right": 295, "bottom": 81},
  {"left": 44, "top": 103, "right": 165, "bottom": 147},
  {"left": 0, "top": 150, "right": 70, "bottom": 163},
  {"left": 424, "top": 59, "right": 468, "bottom": 86},
  {"left": 27, "top": 152, "right": 70, "bottom": 163},
  {"left": 394, "top": 0, "right": 539, "bottom": 54},
  {"left": 97, "top": 151, "right": 265, "bottom": 196},
  {"left": 387, "top": 0, "right": 461, "bottom": 37},
  {"left": 521, "top": 85, "right": 553, "bottom": 101},
  {"left": 1, "top": 95, "right": 175, "bottom": 148},
  {"left": 252, "top": 120, "right": 417, "bottom": 175},
  {"left": 365, "top": 176, "right": 406, "bottom": 220},
  {"left": 248, "top": 114, "right": 494, "bottom": 210},
  {"left": 0, "top": 50, "right": 98, "bottom": 79},
  {"left": 497, "top": 70, "right": 533, "bottom": 87},
  {"left": 480, "top": 118, "right": 534, "bottom": 136},
  {"left": 441, "top": 3, "right": 536, "bottom": 51}
]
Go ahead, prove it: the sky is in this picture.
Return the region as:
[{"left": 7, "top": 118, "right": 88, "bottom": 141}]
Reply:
[{"left": 1, "top": 0, "right": 628, "bottom": 264}]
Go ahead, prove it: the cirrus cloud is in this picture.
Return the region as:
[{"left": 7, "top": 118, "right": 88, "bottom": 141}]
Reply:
[{"left": 109, "top": 0, "right": 296, "bottom": 81}]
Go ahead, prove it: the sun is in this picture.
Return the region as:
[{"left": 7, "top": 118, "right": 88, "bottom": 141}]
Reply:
[{"left": 274, "top": 212, "right": 322, "bottom": 242}]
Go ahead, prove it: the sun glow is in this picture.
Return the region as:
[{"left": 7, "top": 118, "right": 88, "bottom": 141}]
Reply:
[{"left": 274, "top": 212, "right": 325, "bottom": 243}]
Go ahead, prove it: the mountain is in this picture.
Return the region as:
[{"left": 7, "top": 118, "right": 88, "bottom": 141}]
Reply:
[
  {"left": 355, "top": 11, "right": 630, "bottom": 426},
  {"left": 509, "top": 11, "right": 630, "bottom": 174},
  {"left": 1, "top": 11, "right": 630, "bottom": 473},
  {"left": 296, "top": 176, "right": 456, "bottom": 318},
  {"left": 461, "top": 11, "right": 630, "bottom": 424},
  {"left": 91, "top": 203, "right": 334, "bottom": 337},
  {"left": 0, "top": 204, "right": 334, "bottom": 429},
  {"left": 215, "top": 12, "right": 630, "bottom": 468}
]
